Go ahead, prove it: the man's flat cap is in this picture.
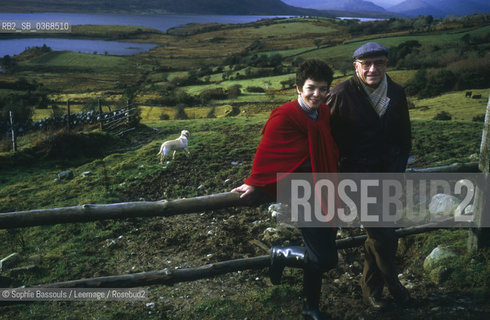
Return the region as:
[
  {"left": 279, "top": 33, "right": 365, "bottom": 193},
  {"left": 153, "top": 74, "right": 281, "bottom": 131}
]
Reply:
[{"left": 352, "top": 42, "right": 388, "bottom": 60}]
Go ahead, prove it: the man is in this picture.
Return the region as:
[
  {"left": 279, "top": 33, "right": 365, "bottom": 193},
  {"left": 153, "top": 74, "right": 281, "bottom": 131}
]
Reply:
[
  {"left": 326, "top": 42, "right": 412, "bottom": 309},
  {"left": 233, "top": 59, "right": 339, "bottom": 320}
]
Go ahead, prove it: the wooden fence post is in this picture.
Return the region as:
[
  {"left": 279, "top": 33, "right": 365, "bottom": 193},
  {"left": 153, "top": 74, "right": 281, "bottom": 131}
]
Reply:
[
  {"left": 66, "top": 100, "right": 71, "bottom": 132},
  {"left": 126, "top": 101, "right": 130, "bottom": 125},
  {"left": 98, "top": 99, "right": 103, "bottom": 130},
  {"left": 468, "top": 96, "right": 490, "bottom": 250},
  {"left": 9, "top": 110, "right": 16, "bottom": 152}
]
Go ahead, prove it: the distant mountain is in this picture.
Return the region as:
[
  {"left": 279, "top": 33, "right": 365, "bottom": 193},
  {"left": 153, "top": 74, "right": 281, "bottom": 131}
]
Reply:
[
  {"left": 6, "top": 0, "right": 487, "bottom": 18},
  {"left": 387, "top": 0, "right": 444, "bottom": 17},
  {"left": 284, "top": 0, "right": 490, "bottom": 17},
  {"left": 0, "top": 0, "right": 320, "bottom": 15},
  {"left": 388, "top": 0, "right": 490, "bottom": 17},
  {"left": 282, "top": 0, "right": 386, "bottom": 12}
]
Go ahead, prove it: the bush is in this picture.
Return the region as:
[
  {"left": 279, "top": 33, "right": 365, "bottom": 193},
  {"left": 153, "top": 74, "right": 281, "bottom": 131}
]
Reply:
[
  {"left": 422, "top": 70, "right": 457, "bottom": 98},
  {"left": 160, "top": 95, "right": 178, "bottom": 106},
  {"left": 159, "top": 112, "right": 170, "bottom": 120},
  {"left": 405, "top": 69, "right": 427, "bottom": 96},
  {"left": 176, "top": 91, "right": 198, "bottom": 106},
  {"left": 246, "top": 86, "right": 265, "bottom": 93},
  {"left": 406, "top": 69, "right": 458, "bottom": 98},
  {"left": 472, "top": 114, "right": 485, "bottom": 122},
  {"left": 174, "top": 104, "right": 188, "bottom": 120},
  {"left": 389, "top": 40, "right": 421, "bottom": 67},
  {"left": 433, "top": 111, "right": 452, "bottom": 121},
  {"left": 0, "top": 95, "right": 35, "bottom": 133},
  {"left": 227, "top": 85, "right": 242, "bottom": 99},
  {"left": 199, "top": 88, "right": 226, "bottom": 103}
]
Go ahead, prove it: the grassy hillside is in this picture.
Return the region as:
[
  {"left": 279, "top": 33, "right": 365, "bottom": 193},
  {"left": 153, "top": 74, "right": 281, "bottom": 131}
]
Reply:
[{"left": 305, "top": 24, "right": 490, "bottom": 62}]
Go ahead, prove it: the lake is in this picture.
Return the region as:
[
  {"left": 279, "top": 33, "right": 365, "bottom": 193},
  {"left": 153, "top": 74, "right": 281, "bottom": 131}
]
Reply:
[
  {"left": 338, "top": 16, "right": 386, "bottom": 21},
  {"left": 0, "top": 12, "right": 292, "bottom": 57},
  {"left": 0, "top": 38, "right": 159, "bottom": 56},
  {"left": 0, "top": 12, "right": 293, "bottom": 31}
]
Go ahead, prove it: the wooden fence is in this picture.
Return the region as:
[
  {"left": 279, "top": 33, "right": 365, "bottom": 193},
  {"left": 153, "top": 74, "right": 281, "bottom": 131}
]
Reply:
[
  {"left": 6, "top": 100, "right": 139, "bottom": 150},
  {"left": 0, "top": 192, "right": 456, "bottom": 289}
]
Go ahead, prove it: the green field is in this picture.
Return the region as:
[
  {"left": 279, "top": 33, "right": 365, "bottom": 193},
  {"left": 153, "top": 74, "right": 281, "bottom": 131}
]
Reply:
[
  {"left": 25, "top": 51, "right": 132, "bottom": 70},
  {"left": 246, "top": 21, "right": 338, "bottom": 36},
  {"left": 409, "top": 89, "right": 489, "bottom": 121}
]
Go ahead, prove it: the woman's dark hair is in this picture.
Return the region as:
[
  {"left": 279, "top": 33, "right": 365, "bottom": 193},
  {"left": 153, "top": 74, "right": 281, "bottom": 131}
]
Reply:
[{"left": 296, "top": 59, "right": 333, "bottom": 88}]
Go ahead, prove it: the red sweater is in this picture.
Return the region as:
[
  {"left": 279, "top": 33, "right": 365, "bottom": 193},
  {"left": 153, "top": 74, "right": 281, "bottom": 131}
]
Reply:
[{"left": 244, "top": 100, "right": 339, "bottom": 197}]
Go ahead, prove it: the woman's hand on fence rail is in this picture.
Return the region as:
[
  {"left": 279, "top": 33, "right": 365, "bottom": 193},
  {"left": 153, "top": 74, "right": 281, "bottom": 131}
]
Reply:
[{"left": 231, "top": 184, "right": 255, "bottom": 198}]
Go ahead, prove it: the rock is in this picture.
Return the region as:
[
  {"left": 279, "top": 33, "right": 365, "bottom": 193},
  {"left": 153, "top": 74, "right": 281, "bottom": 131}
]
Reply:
[
  {"left": 260, "top": 225, "right": 301, "bottom": 244},
  {"left": 423, "top": 246, "right": 457, "bottom": 271},
  {"left": 57, "top": 170, "right": 74, "bottom": 180},
  {"left": 468, "top": 153, "right": 479, "bottom": 161},
  {"left": 268, "top": 203, "right": 282, "bottom": 213},
  {"left": 428, "top": 193, "right": 460, "bottom": 219},
  {"left": 81, "top": 171, "right": 92, "bottom": 177},
  {"left": 197, "top": 184, "right": 205, "bottom": 190},
  {"left": 0, "top": 253, "right": 21, "bottom": 272},
  {"left": 268, "top": 203, "right": 286, "bottom": 218}
]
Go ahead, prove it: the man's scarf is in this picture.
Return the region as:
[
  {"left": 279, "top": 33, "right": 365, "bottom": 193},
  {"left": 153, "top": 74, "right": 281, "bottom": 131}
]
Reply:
[{"left": 361, "top": 74, "right": 390, "bottom": 117}]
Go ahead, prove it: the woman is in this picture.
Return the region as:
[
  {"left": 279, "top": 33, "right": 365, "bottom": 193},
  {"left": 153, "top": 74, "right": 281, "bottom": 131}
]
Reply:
[{"left": 232, "top": 59, "right": 338, "bottom": 320}]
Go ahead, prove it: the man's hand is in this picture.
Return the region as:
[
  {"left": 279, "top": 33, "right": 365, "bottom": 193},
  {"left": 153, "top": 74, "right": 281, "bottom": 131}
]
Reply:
[{"left": 231, "top": 184, "right": 255, "bottom": 198}]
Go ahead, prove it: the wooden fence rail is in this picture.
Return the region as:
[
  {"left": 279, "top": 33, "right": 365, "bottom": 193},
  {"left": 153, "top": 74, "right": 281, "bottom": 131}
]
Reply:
[
  {"left": 34, "top": 220, "right": 447, "bottom": 289},
  {"left": 0, "top": 192, "right": 243, "bottom": 230}
]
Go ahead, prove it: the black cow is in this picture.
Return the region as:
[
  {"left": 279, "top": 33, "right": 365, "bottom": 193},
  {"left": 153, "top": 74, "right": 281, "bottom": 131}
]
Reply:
[
  {"left": 472, "top": 94, "right": 482, "bottom": 99},
  {"left": 465, "top": 91, "right": 472, "bottom": 98}
]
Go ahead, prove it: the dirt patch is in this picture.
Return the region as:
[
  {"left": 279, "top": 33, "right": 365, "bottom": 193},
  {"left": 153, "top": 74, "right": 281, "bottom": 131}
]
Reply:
[{"left": 110, "top": 160, "right": 490, "bottom": 319}]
